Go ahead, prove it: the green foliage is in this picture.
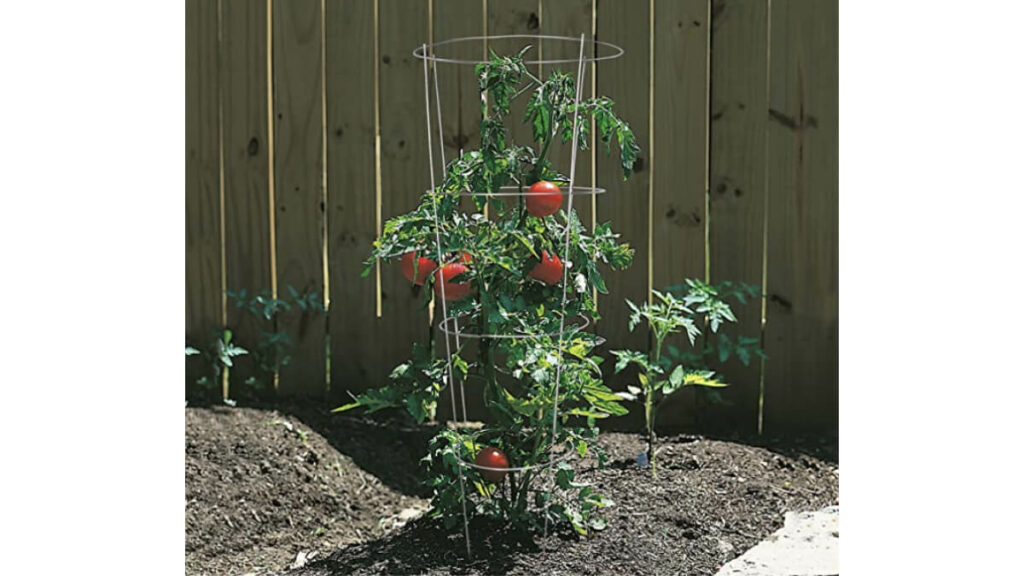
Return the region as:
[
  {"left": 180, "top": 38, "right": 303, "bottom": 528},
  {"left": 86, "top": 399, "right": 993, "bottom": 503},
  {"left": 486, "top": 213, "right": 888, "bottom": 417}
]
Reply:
[
  {"left": 190, "top": 329, "right": 248, "bottom": 401},
  {"left": 333, "top": 342, "right": 461, "bottom": 424},
  {"left": 225, "top": 286, "right": 326, "bottom": 387},
  {"left": 612, "top": 280, "right": 765, "bottom": 478},
  {"left": 339, "top": 49, "right": 644, "bottom": 535},
  {"left": 662, "top": 279, "right": 767, "bottom": 369}
]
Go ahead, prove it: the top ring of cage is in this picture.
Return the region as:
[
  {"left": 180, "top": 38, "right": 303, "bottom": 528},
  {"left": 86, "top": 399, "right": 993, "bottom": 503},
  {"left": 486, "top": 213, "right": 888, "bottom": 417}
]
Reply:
[{"left": 412, "top": 34, "right": 624, "bottom": 66}]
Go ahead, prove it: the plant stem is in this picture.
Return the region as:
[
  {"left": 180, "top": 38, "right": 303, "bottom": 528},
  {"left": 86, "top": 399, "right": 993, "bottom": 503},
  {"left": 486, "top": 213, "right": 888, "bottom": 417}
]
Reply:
[
  {"left": 222, "top": 366, "right": 230, "bottom": 402},
  {"left": 517, "top": 176, "right": 527, "bottom": 228},
  {"left": 648, "top": 335, "right": 664, "bottom": 479}
]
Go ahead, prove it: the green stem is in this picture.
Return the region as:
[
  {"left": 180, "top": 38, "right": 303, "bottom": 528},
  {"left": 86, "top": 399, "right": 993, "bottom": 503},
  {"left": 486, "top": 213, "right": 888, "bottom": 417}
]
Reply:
[
  {"left": 517, "top": 177, "right": 527, "bottom": 228},
  {"left": 648, "top": 335, "right": 664, "bottom": 479},
  {"left": 534, "top": 135, "right": 553, "bottom": 182}
]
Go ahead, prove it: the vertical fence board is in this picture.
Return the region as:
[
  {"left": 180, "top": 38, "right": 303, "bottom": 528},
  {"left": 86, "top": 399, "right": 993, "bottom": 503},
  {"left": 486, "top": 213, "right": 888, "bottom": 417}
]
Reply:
[
  {"left": 541, "top": 0, "right": 594, "bottom": 230},
  {"left": 763, "top": 0, "right": 838, "bottom": 435},
  {"left": 432, "top": 0, "right": 486, "bottom": 423},
  {"left": 273, "top": 0, "right": 326, "bottom": 395},
  {"left": 596, "top": 0, "right": 651, "bottom": 418},
  {"left": 434, "top": 0, "right": 484, "bottom": 164},
  {"left": 326, "top": 0, "right": 379, "bottom": 399},
  {"left": 222, "top": 0, "right": 272, "bottom": 391},
  {"left": 651, "top": 0, "right": 710, "bottom": 432},
  {"left": 487, "top": 0, "right": 540, "bottom": 152},
  {"left": 706, "top": 0, "right": 769, "bottom": 435},
  {"left": 186, "top": 0, "right": 224, "bottom": 388},
  {"left": 377, "top": 0, "right": 431, "bottom": 382}
]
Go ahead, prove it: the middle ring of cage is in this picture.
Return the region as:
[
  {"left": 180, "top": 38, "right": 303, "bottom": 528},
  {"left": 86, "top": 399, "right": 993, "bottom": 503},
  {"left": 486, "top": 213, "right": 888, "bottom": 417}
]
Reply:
[
  {"left": 439, "top": 313, "right": 592, "bottom": 340},
  {"left": 456, "top": 427, "right": 578, "bottom": 477},
  {"left": 427, "top": 184, "right": 606, "bottom": 198},
  {"left": 413, "top": 34, "right": 625, "bottom": 66}
]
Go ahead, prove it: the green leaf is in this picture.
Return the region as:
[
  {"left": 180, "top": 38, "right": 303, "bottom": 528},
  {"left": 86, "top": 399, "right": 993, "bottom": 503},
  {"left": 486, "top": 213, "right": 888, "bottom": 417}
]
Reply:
[
  {"left": 331, "top": 402, "right": 360, "bottom": 413},
  {"left": 683, "top": 371, "right": 727, "bottom": 388},
  {"left": 669, "top": 365, "right": 684, "bottom": 387},
  {"left": 718, "top": 332, "right": 732, "bottom": 363}
]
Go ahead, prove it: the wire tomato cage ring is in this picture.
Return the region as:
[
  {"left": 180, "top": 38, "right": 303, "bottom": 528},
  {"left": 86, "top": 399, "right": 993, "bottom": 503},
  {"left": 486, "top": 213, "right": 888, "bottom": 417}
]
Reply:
[
  {"left": 426, "top": 185, "right": 607, "bottom": 198},
  {"left": 437, "top": 313, "right": 592, "bottom": 340},
  {"left": 418, "top": 33, "right": 622, "bottom": 557},
  {"left": 413, "top": 34, "right": 624, "bottom": 66}
]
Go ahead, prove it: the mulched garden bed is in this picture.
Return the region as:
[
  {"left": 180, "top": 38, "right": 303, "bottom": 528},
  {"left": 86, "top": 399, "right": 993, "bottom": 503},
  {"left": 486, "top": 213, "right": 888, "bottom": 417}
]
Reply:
[
  {"left": 185, "top": 403, "right": 434, "bottom": 575},
  {"left": 185, "top": 400, "right": 838, "bottom": 576}
]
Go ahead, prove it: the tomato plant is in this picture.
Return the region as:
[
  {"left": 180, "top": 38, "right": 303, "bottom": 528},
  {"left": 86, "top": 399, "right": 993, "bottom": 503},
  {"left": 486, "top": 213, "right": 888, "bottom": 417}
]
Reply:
[
  {"left": 337, "top": 47, "right": 641, "bottom": 535},
  {"left": 611, "top": 280, "right": 766, "bottom": 478}
]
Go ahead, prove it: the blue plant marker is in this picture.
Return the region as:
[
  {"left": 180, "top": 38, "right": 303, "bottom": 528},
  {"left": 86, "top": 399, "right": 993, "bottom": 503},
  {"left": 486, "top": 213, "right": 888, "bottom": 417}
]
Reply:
[{"left": 636, "top": 451, "right": 649, "bottom": 468}]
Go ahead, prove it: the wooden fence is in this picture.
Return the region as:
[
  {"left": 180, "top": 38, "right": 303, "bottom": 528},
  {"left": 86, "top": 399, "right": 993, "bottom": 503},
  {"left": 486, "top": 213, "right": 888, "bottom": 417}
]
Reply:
[{"left": 186, "top": 0, "right": 837, "bottom": 435}]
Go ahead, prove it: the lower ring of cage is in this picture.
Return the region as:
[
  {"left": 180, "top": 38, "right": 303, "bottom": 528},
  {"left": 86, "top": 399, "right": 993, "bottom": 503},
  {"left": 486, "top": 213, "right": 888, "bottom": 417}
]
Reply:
[{"left": 438, "top": 314, "right": 591, "bottom": 340}]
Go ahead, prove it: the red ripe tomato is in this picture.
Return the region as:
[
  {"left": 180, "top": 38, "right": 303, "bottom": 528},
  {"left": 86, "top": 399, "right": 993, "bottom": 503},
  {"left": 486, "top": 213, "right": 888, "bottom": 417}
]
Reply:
[
  {"left": 434, "top": 262, "right": 471, "bottom": 301},
  {"left": 474, "top": 446, "right": 510, "bottom": 484},
  {"left": 400, "top": 251, "right": 438, "bottom": 286},
  {"left": 528, "top": 250, "right": 564, "bottom": 285},
  {"left": 459, "top": 252, "right": 473, "bottom": 264},
  {"left": 525, "top": 180, "right": 562, "bottom": 217}
]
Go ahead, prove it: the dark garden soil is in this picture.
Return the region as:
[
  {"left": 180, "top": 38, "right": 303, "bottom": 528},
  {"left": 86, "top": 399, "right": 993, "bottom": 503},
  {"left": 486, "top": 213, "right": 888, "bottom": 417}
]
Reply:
[
  {"left": 186, "top": 399, "right": 838, "bottom": 576},
  {"left": 185, "top": 403, "right": 436, "bottom": 576}
]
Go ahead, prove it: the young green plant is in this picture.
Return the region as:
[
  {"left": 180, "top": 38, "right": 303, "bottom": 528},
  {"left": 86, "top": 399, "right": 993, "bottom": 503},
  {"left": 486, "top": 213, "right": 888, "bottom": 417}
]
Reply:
[
  {"left": 612, "top": 280, "right": 766, "bottom": 478},
  {"left": 189, "top": 328, "right": 248, "bottom": 402},
  {"left": 611, "top": 289, "right": 726, "bottom": 478}
]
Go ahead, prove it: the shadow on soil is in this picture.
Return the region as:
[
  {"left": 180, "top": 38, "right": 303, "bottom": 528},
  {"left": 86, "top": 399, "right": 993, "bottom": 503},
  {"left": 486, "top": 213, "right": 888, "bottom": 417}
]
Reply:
[{"left": 301, "top": 516, "right": 552, "bottom": 576}]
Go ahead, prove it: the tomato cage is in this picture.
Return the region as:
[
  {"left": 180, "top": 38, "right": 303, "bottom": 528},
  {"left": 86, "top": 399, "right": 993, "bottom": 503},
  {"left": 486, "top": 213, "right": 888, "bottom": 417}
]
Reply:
[{"left": 414, "top": 34, "right": 625, "bottom": 557}]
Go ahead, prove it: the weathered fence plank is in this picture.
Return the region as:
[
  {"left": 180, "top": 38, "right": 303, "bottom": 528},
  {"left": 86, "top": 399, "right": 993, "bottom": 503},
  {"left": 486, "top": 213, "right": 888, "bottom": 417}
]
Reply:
[
  {"left": 541, "top": 0, "right": 594, "bottom": 231},
  {"left": 487, "top": 0, "right": 540, "bottom": 155},
  {"left": 706, "top": 0, "right": 769, "bottom": 435},
  {"left": 221, "top": 0, "right": 272, "bottom": 391},
  {"left": 326, "top": 0, "right": 380, "bottom": 399},
  {"left": 432, "top": 0, "right": 487, "bottom": 423},
  {"left": 377, "top": 0, "right": 432, "bottom": 381},
  {"left": 272, "top": 0, "right": 326, "bottom": 395},
  {"left": 185, "top": 1, "right": 839, "bottom": 434},
  {"left": 433, "top": 0, "right": 484, "bottom": 165},
  {"left": 186, "top": 0, "right": 224, "bottom": 389},
  {"left": 595, "top": 0, "right": 651, "bottom": 420},
  {"left": 763, "top": 0, "right": 838, "bottom": 435},
  {"left": 651, "top": 0, "right": 710, "bottom": 432}
]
